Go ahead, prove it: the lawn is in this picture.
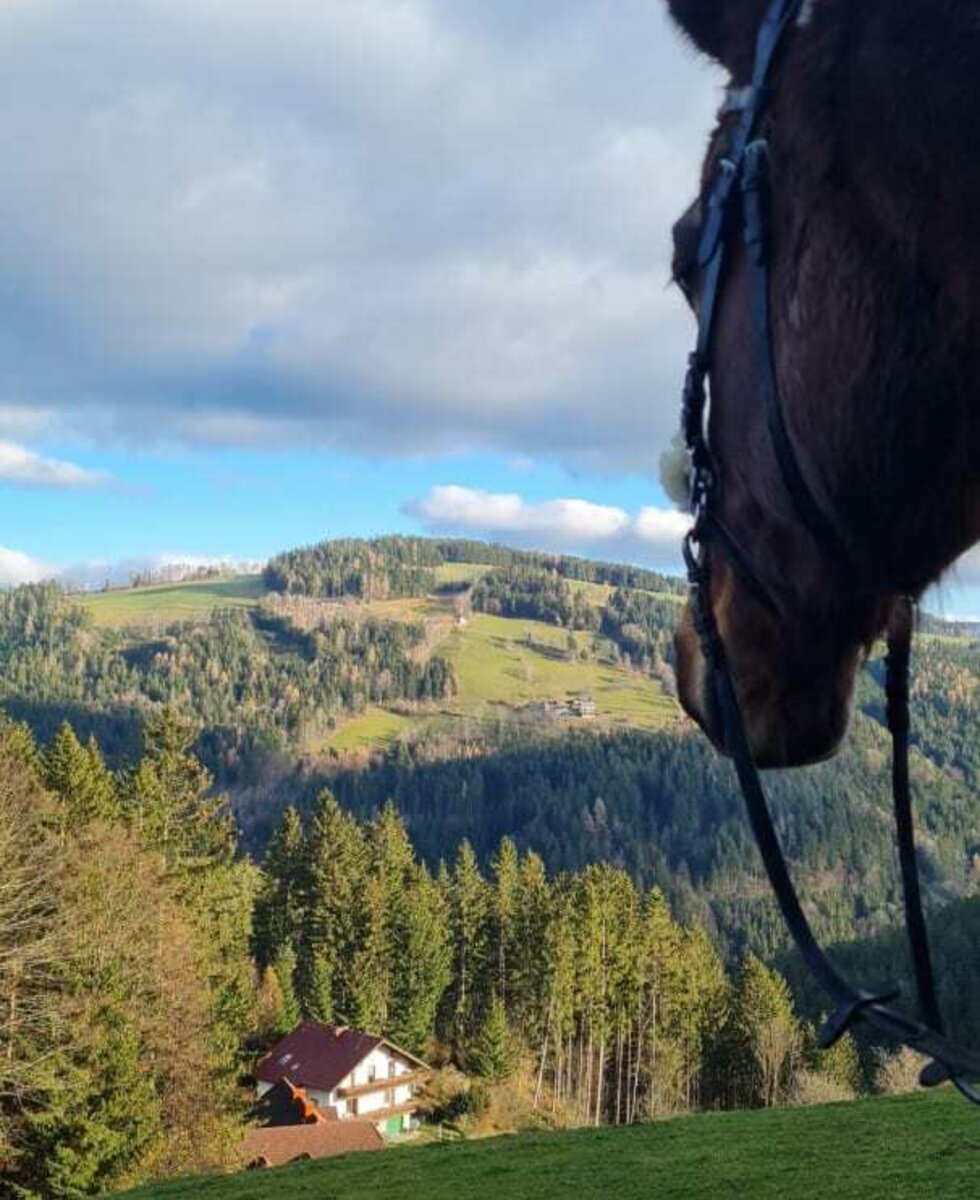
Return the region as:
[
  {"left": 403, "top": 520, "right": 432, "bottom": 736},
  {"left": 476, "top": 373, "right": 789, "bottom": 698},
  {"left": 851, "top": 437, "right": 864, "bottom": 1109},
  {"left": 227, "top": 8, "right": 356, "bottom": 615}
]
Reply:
[
  {"left": 74, "top": 576, "right": 268, "bottom": 628},
  {"left": 118, "top": 1091, "right": 980, "bottom": 1200}
]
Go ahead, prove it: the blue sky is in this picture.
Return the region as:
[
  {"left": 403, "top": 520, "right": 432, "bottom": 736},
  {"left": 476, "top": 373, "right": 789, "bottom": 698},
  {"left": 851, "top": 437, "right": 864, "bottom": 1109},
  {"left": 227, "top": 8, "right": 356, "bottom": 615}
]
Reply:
[
  {"left": 0, "top": 0, "right": 709, "bottom": 588},
  {"left": 2, "top": 0, "right": 978, "bottom": 615}
]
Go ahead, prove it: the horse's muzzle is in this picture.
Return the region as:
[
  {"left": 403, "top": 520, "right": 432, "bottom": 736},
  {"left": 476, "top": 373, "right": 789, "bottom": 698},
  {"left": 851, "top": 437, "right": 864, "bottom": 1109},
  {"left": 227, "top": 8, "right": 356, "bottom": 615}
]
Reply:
[{"left": 674, "top": 603, "right": 851, "bottom": 769}]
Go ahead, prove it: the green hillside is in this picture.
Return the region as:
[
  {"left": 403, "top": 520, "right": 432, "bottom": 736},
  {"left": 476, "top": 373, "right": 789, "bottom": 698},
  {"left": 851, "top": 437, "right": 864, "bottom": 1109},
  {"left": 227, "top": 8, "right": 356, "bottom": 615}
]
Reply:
[
  {"left": 76, "top": 575, "right": 267, "bottom": 628},
  {"left": 67, "top": 561, "right": 679, "bottom": 756},
  {"left": 118, "top": 1092, "right": 978, "bottom": 1200}
]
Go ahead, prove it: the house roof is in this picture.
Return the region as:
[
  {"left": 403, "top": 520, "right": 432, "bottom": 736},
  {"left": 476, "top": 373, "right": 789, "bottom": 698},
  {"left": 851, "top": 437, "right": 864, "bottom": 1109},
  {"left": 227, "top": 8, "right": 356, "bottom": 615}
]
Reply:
[
  {"left": 254, "top": 1076, "right": 338, "bottom": 1126},
  {"left": 241, "top": 1120, "right": 383, "bottom": 1168},
  {"left": 254, "top": 1021, "right": 428, "bottom": 1093}
]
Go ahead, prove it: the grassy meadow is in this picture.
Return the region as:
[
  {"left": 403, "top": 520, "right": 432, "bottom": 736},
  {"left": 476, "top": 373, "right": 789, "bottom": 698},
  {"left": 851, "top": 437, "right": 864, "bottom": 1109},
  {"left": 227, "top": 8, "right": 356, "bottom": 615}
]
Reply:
[
  {"left": 440, "top": 613, "right": 675, "bottom": 730},
  {"left": 74, "top": 576, "right": 267, "bottom": 628},
  {"left": 117, "top": 1091, "right": 980, "bottom": 1200}
]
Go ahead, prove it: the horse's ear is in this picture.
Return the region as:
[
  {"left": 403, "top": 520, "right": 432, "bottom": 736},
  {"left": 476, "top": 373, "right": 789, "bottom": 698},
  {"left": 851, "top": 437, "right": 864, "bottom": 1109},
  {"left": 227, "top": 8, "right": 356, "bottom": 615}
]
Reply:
[{"left": 665, "top": 0, "right": 768, "bottom": 75}]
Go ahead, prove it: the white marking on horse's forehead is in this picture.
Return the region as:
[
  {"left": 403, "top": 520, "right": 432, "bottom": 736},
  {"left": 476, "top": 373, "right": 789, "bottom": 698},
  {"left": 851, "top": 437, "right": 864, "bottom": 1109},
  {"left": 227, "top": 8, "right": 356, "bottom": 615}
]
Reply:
[{"left": 797, "top": 0, "right": 819, "bottom": 27}]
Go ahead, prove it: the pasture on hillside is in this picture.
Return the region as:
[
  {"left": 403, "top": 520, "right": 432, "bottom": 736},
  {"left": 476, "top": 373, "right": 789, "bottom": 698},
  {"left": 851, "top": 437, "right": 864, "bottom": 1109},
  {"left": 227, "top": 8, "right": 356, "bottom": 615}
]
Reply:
[
  {"left": 74, "top": 576, "right": 267, "bottom": 628},
  {"left": 118, "top": 1091, "right": 980, "bottom": 1200}
]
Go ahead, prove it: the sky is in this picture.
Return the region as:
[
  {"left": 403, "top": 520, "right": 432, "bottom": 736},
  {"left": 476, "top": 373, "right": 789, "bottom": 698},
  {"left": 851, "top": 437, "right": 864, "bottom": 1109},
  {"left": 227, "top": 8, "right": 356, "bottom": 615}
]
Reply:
[{"left": 3, "top": 0, "right": 979, "bottom": 615}]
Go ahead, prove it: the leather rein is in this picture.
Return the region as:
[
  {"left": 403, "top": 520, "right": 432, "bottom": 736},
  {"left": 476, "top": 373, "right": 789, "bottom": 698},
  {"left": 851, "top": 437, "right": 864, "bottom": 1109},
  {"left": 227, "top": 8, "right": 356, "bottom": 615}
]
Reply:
[{"left": 677, "top": 0, "right": 980, "bottom": 1101}]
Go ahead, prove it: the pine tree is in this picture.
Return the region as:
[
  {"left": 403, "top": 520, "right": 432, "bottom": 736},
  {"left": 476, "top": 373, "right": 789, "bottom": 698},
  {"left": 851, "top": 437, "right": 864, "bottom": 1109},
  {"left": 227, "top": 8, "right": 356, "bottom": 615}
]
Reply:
[
  {"left": 728, "top": 954, "right": 800, "bottom": 1108},
  {"left": 349, "top": 804, "right": 417, "bottom": 1031},
  {"left": 252, "top": 807, "right": 303, "bottom": 969},
  {"left": 43, "top": 722, "right": 118, "bottom": 835},
  {"left": 389, "top": 865, "right": 452, "bottom": 1055},
  {"left": 16, "top": 1012, "right": 161, "bottom": 1199},
  {"left": 489, "top": 837, "right": 520, "bottom": 1004},
  {"left": 511, "top": 850, "right": 550, "bottom": 1046},
  {"left": 445, "top": 840, "right": 490, "bottom": 1050},
  {"left": 123, "top": 708, "right": 233, "bottom": 868},
  {"left": 469, "top": 994, "right": 516, "bottom": 1081},
  {"left": 294, "top": 792, "right": 365, "bottom": 1021},
  {"left": 272, "top": 943, "right": 301, "bottom": 1036}
]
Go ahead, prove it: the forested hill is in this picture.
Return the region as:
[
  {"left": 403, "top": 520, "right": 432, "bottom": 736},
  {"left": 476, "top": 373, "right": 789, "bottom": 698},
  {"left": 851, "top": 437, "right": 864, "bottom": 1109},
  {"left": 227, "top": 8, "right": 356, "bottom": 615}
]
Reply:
[
  {"left": 263, "top": 534, "right": 685, "bottom": 600},
  {"left": 0, "top": 535, "right": 978, "bottom": 967}
]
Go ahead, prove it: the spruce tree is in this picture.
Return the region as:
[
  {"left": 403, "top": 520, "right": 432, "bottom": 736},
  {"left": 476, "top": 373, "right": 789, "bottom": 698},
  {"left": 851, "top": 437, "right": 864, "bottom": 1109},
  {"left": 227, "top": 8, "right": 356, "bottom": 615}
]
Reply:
[
  {"left": 390, "top": 865, "right": 451, "bottom": 1055},
  {"left": 123, "top": 708, "right": 233, "bottom": 868},
  {"left": 252, "top": 807, "right": 304, "bottom": 969},
  {"left": 446, "top": 840, "right": 490, "bottom": 1050},
  {"left": 469, "top": 994, "right": 516, "bottom": 1081},
  {"left": 272, "top": 943, "right": 302, "bottom": 1036},
  {"left": 43, "top": 722, "right": 118, "bottom": 835},
  {"left": 294, "top": 792, "right": 365, "bottom": 1021},
  {"left": 489, "top": 837, "right": 520, "bottom": 1004},
  {"left": 728, "top": 954, "right": 800, "bottom": 1108}
]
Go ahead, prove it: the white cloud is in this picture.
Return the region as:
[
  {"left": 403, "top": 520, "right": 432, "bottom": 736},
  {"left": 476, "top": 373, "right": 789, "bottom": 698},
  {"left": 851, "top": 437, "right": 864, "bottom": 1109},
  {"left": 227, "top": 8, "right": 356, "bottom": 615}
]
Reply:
[
  {"left": 405, "top": 484, "right": 631, "bottom": 541},
  {"left": 0, "top": 441, "right": 108, "bottom": 489},
  {"left": 0, "top": 0, "right": 719, "bottom": 470},
  {"left": 0, "top": 546, "right": 53, "bottom": 586},
  {"left": 404, "top": 483, "right": 690, "bottom": 569},
  {"left": 633, "top": 505, "right": 692, "bottom": 552}
]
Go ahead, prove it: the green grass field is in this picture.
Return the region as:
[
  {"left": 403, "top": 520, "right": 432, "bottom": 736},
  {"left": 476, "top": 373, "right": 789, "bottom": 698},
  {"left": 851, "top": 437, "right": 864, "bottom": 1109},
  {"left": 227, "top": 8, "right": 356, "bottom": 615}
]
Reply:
[
  {"left": 441, "top": 614, "right": 676, "bottom": 731},
  {"left": 118, "top": 1091, "right": 980, "bottom": 1200},
  {"left": 75, "top": 576, "right": 268, "bottom": 628},
  {"left": 434, "top": 562, "right": 493, "bottom": 586},
  {"left": 320, "top": 707, "right": 416, "bottom": 754}
]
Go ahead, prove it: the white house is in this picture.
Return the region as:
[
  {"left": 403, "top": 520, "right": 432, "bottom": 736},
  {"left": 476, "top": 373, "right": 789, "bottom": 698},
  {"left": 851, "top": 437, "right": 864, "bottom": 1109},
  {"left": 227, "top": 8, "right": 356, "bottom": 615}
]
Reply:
[{"left": 253, "top": 1021, "right": 430, "bottom": 1138}]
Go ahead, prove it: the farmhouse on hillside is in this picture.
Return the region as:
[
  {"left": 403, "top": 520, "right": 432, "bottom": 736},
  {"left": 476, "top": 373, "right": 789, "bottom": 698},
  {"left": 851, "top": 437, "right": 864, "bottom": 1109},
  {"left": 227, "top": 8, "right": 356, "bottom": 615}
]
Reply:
[{"left": 253, "top": 1021, "right": 431, "bottom": 1138}]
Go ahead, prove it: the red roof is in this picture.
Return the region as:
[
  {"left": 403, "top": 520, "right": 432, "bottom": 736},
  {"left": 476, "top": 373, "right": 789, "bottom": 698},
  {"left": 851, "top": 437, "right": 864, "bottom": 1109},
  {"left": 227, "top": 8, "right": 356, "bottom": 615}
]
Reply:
[
  {"left": 254, "top": 1022, "right": 384, "bottom": 1093},
  {"left": 241, "top": 1120, "right": 383, "bottom": 1168}
]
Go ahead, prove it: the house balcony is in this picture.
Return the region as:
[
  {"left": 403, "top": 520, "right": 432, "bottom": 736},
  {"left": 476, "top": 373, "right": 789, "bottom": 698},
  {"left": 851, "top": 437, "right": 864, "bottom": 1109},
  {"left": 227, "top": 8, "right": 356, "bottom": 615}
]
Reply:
[{"left": 336, "top": 1069, "right": 429, "bottom": 1099}]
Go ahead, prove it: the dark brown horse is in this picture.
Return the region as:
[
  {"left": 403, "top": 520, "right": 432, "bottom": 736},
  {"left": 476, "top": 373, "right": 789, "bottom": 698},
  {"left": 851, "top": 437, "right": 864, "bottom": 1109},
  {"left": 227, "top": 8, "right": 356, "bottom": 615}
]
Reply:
[{"left": 666, "top": 0, "right": 980, "bottom": 768}]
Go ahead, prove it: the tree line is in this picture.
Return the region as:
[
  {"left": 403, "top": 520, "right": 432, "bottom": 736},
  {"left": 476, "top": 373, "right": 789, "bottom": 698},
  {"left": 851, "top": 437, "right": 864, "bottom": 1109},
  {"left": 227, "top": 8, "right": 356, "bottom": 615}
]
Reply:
[
  {"left": 253, "top": 796, "right": 867, "bottom": 1122},
  {"left": 263, "top": 535, "right": 685, "bottom": 600},
  {"left": 260, "top": 718, "right": 979, "bottom": 964}
]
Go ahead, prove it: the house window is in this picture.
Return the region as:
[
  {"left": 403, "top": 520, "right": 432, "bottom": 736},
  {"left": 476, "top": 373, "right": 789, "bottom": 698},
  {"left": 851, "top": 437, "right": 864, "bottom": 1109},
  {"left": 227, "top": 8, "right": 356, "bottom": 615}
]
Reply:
[
  {"left": 385, "top": 1089, "right": 395, "bottom": 1107},
  {"left": 388, "top": 1060, "right": 397, "bottom": 1078},
  {"left": 368, "top": 1063, "right": 377, "bottom": 1083}
]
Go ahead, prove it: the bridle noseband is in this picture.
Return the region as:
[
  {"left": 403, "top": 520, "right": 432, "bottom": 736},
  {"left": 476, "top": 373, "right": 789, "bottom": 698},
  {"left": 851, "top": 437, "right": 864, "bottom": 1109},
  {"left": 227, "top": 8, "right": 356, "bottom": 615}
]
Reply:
[{"left": 677, "top": 0, "right": 980, "bottom": 1101}]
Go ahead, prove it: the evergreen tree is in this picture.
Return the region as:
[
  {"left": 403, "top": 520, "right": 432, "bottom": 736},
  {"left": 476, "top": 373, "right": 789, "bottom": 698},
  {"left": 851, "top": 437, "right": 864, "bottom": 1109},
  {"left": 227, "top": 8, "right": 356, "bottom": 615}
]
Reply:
[
  {"left": 389, "top": 865, "right": 452, "bottom": 1056},
  {"left": 294, "top": 792, "right": 365, "bottom": 1021},
  {"left": 123, "top": 708, "right": 233, "bottom": 868},
  {"left": 252, "top": 807, "right": 304, "bottom": 969},
  {"left": 510, "top": 851, "right": 550, "bottom": 1046},
  {"left": 272, "top": 943, "right": 301, "bottom": 1036},
  {"left": 727, "top": 954, "right": 800, "bottom": 1108},
  {"left": 16, "top": 1012, "right": 160, "bottom": 1199},
  {"left": 43, "top": 722, "right": 118, "bottom": 834},
  {"left": 489, "top": 837, "right": 520, "bottom": 1004},
  {"left": 445, "top": 840, "right": 490, "bottom": 1050},
  {"left": 469, "top": 994, "right": 517, "bottom": 1081}
]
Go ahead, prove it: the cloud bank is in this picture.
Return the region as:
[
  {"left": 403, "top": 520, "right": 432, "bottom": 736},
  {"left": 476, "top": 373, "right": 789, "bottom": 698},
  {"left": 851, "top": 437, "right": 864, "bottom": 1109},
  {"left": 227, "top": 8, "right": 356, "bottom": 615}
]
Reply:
[
  {"left": 405, "top": 484, "right": 690, "bottom": 566},
  {"left": 0, "top": 0, "right": 718, "bottom": 472},
  {"left": 0, "top": 547, "right": 54, "bottom": 587}
]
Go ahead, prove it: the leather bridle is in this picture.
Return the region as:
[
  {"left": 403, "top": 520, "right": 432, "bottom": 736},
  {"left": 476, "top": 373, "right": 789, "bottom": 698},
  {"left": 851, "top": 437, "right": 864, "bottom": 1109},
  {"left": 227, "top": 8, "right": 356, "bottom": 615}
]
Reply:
[{"left": 677, "top": 0, "right": 980, "bottom": 1101}]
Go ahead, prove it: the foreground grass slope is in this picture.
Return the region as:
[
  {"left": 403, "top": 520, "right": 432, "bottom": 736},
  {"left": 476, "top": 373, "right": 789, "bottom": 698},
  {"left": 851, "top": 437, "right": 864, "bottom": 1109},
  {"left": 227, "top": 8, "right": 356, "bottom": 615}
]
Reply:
[{"left": 119, "top": 1092, "right": 980, "bottom": 1200}]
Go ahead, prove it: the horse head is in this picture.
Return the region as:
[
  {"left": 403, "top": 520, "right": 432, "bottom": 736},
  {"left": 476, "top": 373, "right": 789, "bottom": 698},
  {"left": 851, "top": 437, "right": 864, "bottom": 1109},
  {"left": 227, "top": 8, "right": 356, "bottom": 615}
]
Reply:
[{"left": 666, "top": 0, "right": 980, "bottom": 767}]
